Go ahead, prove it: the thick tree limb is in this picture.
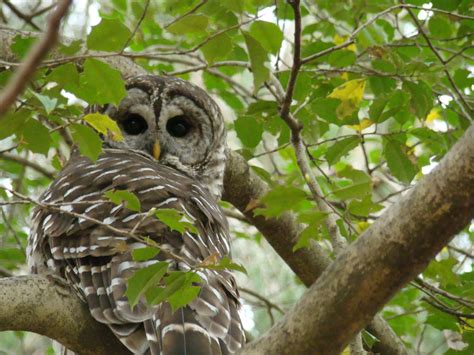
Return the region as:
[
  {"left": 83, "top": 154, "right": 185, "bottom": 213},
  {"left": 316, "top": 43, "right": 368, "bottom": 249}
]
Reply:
[
  {"left": 241, "top": 124, "right": 474, "bottom": 354},
  {"left": 0, "top": 275, "right": 128, "bottom": 354},
  {"left": 0, "top": 27, "right": 405, "bottom": 353},
  {"left": 222, "top": 150, "right": 332, "bottom": 285},
  {"left": 0, "top": 0, "right": 72, "bottom": 117}
]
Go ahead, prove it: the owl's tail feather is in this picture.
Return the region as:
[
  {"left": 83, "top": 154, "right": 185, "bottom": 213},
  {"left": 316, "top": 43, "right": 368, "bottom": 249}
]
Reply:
[
  {"left": 109, "top": 322, "right": 150, "bottom": 354},
  {"left": 156, "top": 304, "right": 223, "bottom": 355}
]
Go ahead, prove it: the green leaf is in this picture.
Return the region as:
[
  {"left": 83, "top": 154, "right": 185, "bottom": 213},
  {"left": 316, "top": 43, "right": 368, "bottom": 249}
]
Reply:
[
  {"left": 167, "top": 14, "right": 209, "bottom": 34},
  {"left": 87, "top": 18, "right": 132, "bottom": 52},
  {"left": 250, "top": 165, "right": 273, "bottom": 185},
  {"left": 125, "top": 261, "right": 169, "bottom": 308},
  {"left": 11, "top": 35, "right": 35, "bottom": 58},
  {"left": 201, "top": 255, "right": 247, "bottom": 274},
  {"left": 348, "top": 195, "right": 383, "bottom": 217},
  {"left": 0, "top": 110, "right": 30, "bottom": 140},
  {"left": 243, "top": 32, "right": 270, "bottom": 92},
  {"left": 105, "top": 190, "right": 141, "bottom": 212},
  {"left": 58, "top": 40, "right": 82, "bottom": 55},
  {"left": 48, "top": 63, "right": 80, "bottom": 90},
  {"left": 83, "top": 113, "right": 124, "bottom": 142},
  {"left": 331, "top": 168, "right": 371, "bottom": 200},
  {"left": 167, "top": 285, "right": 201, "bottom": 311},
  {"left": 301, "top": 40, "right": 333, "bottom": 60},
  {"left": 372, "top": 59, "right": 396, "bottom": 74},
  {"left": 383, "top": 138, "right": 417, "bottom": 183},
  {"left": 428, "top": 16, "right": 453, "bottom": 38},
  {"left": 78, "top": 59, "right": 127, "bottom": 105},
  {"left": 201, "top": 33, "right": 233, "bottom": 64},
  {"left": 453, "top": 69, "right": 474, "bottom": 89},
  {"left": 70, "top": 124, "right": 103, "bottom": 161},
  {"left": 312, "top": 98, "right": 340, "bottom": 123},
  {"left": 424, "top": 257, "right": 460, "bottom": 288},
  {"left": 254, "top": 185, "right": 307, "bottom": 218},
  {"left": 246, "top": 100, "right": 278, "bottom": 115},
  {"left": 155, "top": 209, "right": 198, "bottom": 234},
  {"left": 145, "top": 271, "right": 202, "bottom": 312},
  {"left": 431, "top": 0, "right": 461, "bottom": 10},
  {"left": 293, "top": 211, "right": 327, "bottom": 251},
  {"left": 132, "top": 247, "right": 160, "bottom": 261},
  {"left": 369, "top": 76, "right": 396, "bottom": 94},
  {"left": 234, "top": 116, "right": 263, "bottom": 148},
  {"left": 32, "top": 92, "right": 57, "bottom": 115},
  {"left": 402, "top": 81, "right": 433, "bottom": 119},
  {"left": 19, "top": 119, "right": 52, "bottom": 155},
  {"left": 425, "top": 306, "right": 458, "bottom": 331},
  {"left": 328, "top": 50, "right": 356, "bottom": 68},
  {"left": 249, "top": 21, "right": 283, "bottom": 54},
  {"left": 325, "top": 136, "right": 360, "bottom": 165},
  {"left": 369, "top": 97, "right": 388, "bottom": 123}
]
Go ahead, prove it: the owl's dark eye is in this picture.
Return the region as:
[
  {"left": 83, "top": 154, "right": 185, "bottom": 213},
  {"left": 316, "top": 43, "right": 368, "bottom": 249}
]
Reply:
[
  {"left": 166, "top": 115, "right": 192, "bottom": 138},
  {"left": 122, "top": 113, "right": 148, "bottom": 135}
]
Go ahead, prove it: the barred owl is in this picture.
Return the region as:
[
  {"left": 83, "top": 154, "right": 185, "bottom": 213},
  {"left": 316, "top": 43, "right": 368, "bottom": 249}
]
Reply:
[{"left": 27, "top": 75, "right": 245, "bottom": 354}]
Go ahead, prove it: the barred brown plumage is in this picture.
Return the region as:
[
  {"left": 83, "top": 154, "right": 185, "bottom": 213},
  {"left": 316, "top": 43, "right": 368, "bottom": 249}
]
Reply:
[{"left": 27, "top": 75, "right": 245, "bottom": 354}]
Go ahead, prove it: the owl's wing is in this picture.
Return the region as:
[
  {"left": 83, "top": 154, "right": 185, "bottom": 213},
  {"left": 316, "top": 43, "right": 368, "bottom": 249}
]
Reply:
[{"left": 27, "top": 149, "right": 244, "bottom": 354}]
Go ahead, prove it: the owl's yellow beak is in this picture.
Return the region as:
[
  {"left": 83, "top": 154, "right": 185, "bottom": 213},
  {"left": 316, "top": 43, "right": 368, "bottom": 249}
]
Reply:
[{"left": 152, "top": 141, "right": 161, "bottom": 160}]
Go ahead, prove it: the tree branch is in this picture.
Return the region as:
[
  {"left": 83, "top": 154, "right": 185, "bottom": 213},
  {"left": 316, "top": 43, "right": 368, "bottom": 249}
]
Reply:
[
  {"left": 0, "top": 26, "right": 407, "bottom": 354},
  {"left": 0, "top": 152, "right": 56, "bottom": 179},
  {"left": 0, "top": 0, "right": 72, "bottom": 117},
  {"left": 241, "top": 123, "right": 474, "bottom": 354},
  {"left": 0, "top": 275, "right": 128, "bottom": 354},
  {"left": 3, "top": 0, "right": 41, "bottom": 30}
]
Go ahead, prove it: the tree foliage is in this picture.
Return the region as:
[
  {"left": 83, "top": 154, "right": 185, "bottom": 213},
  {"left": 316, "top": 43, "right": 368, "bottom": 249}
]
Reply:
[{"left": 0, "top": 0, "right": 473, "bottom": 353}]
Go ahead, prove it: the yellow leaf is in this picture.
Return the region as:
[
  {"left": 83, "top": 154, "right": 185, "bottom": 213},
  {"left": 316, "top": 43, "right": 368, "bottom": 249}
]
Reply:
[
  {"left": 340, "top": 72, "right": 349, "bottom": 81},
  {"left": 425, "top": 108, "right": 441, "bottom": 123},
  {"left": 347, "top": 118, "right": 374, "bottom": 131},
  {"left": 333, "top": 34, "right": 357, "bottom": 52},
  {"left": 356, "top": 221, "right": 370, "bottom": 233},
  {"left": 328, "top": 79, "right": 366, "bottom": 119},
  {"left": 83, "top": 113, "right": 124, "bottom": 142},
  {"left": 341, "top": 346, "right": 351, "bottom": 355}
]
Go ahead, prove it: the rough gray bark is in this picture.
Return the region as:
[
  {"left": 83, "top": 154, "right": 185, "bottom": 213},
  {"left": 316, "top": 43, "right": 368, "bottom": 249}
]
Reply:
[
  {"left": 241, "top": 123, "right": 474, "bottom": 354},
  {"left": 0, "top": 275, "right": 128, "bottom": 354}
]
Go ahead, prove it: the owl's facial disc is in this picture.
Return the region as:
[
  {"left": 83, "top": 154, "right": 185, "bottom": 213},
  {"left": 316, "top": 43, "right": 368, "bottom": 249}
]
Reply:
[{"left": 102, "top": 75, "right": 227, "bottom": 199}]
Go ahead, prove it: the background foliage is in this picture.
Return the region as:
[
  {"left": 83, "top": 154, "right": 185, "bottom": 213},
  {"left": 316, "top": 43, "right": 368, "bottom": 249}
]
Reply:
[{"left": 0, "top": 0, "right": 473, "bottom": 353}]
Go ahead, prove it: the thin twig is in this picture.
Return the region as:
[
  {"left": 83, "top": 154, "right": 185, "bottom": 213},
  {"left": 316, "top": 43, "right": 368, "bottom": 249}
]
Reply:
[
  {"left": 0, "top": 208, "right": 24, "bottom": 252},
  {"left": 448, "top": 245, "right": 474, "bottom": 259},
  {"left": 0, "top": 145, "right": 19, "bottom": 154},
  {"left": 272, "top": 0, "right": 347, "bottom": 253},
  {"left": 3, "top": 0, "right": 40, "bottom": 30},
  {"left": 120, "top": 0, "right": 150, "bottom": 53},
  {"left": 422, "top": 297, "right": 474, "bottom": 320},
  {"left": 0, "top": 0, "right": 72, "bottom": 117},
  {"left": 301, "top": 3, "right": 474, "bottom": 66},
  {"left": 29, "top": 3, "right": 57, "bottom": 19},
  {"left": 239, "top": 287, "right": 285, "bottom": 315},
  {"left": 415, "top": 278, "right": 474, "bottom": 308},
  {"left": 164, "top": 0, "right": 207, "bottom": 29},
  {"left": 403, "top": 3, "right": 472, "bottom": 118},
  {"left": 0, "top": 153, "right": 55, "bottom": 179}
]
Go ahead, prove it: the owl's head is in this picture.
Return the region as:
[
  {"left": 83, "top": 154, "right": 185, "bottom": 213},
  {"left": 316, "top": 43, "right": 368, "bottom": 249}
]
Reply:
[{"left": 102, "top": 75, "right": 227, "bottom": 199}]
